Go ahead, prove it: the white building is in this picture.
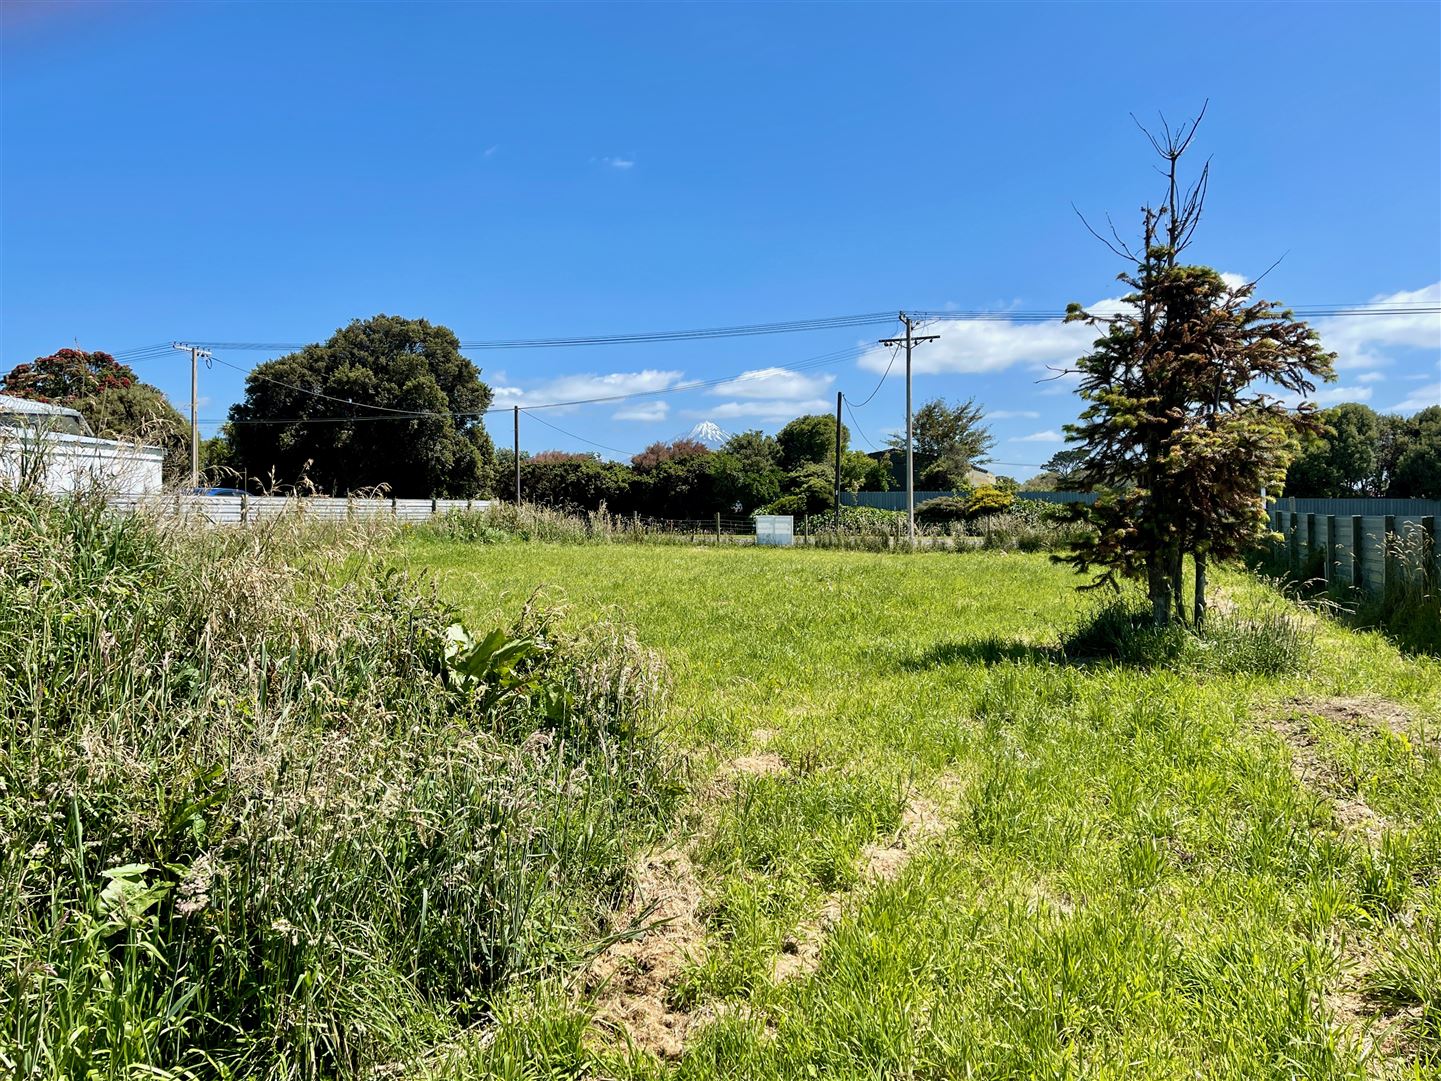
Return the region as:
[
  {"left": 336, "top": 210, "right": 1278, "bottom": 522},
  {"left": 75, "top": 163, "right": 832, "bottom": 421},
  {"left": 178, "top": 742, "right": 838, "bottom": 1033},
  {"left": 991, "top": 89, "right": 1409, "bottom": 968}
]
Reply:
[{"left": 0, "top": 394, "right": 165, "bottom": 494}]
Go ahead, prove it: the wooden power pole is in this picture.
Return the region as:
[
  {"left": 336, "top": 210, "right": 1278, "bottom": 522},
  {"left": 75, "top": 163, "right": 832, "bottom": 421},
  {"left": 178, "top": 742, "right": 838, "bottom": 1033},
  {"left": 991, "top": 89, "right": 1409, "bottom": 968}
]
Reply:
[
  {"left": 878, "top": 314, "right": 938, "bottom": 546},
  {"left": 833, "top": 391, "right": 843, "bottom": 535},
  {"left": 172, "top": 342, "right": 212, "bottom": 491},
  {"left": 513, "top": 405, "right": 521, "bottom": 504}
]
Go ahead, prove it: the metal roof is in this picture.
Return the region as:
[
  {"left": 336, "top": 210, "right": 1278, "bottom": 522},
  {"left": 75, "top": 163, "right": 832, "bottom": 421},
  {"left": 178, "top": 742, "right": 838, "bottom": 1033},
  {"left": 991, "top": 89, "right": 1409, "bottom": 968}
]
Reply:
[{"left": 0, "top": 393, "right": 85, "bottom": 418}]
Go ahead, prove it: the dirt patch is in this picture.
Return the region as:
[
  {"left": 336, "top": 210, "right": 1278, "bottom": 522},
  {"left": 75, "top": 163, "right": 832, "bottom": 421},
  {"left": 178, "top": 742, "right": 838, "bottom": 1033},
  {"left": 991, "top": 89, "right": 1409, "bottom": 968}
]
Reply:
[
  {"left": 728, "top": 752, "right": 788, "bottom": 777},
  {"left": 1283, "top": 695, "right": 1418, "bottom": 744},
  {"left": 862, "top": 792, "right": 950, "bottom": 882},
  {"left": 1267, "top": 708, "right": 1386, "bottom": 844},
  {"left": 1324, "top": 938, "right": 1425, "bottom": 1078},
  {"left": 773, "top": 775, "right": 962, "bottom": 983},
  {"left": 584, "top": 847, "right": 706, "bottom": 1060}
]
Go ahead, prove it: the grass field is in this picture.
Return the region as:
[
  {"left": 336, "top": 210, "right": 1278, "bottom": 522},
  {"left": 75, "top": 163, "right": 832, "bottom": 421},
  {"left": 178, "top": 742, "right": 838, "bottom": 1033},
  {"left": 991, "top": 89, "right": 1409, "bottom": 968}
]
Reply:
[{"left": 406, "top": 539, "right": 1441, "bottom": 1080}]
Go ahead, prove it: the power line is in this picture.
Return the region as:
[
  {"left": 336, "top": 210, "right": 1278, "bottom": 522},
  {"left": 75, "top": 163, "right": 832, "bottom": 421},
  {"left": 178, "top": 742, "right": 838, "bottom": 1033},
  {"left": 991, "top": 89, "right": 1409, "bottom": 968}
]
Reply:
[
  {"left": 208, "top": 343, "right": 870, "bottom": 425},
  {"left": 520, "top": 409, "right": 637, "bottom": 458},
  {"left": 842, "top": 396, "right": 879, "bottom": 451},
  {"left": 210, "top": 354, "right": 457, "bottom": 418},
  {"left": 109, "top": 300, "right": 1440, "bottom": 362},
  {"left": 846, "top": 341, "right": 901, "bottom": 409}
]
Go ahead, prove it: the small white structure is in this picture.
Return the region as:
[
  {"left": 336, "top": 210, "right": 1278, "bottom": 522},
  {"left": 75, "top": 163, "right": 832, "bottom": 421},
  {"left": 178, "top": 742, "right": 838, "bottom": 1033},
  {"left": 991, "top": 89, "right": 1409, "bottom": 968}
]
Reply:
[
  {"left": 755, "top": 514, "right": 794, "bottom": 547},
  {"left": 0, "top": 394, "right": 165, "bottom": 495}
]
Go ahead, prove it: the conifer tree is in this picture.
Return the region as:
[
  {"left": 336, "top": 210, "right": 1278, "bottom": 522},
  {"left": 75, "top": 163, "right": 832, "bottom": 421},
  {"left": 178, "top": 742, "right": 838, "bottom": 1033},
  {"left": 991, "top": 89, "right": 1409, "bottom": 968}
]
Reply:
[{"left": 1062, "top": 108, "right": 1335, "bottom": 625}]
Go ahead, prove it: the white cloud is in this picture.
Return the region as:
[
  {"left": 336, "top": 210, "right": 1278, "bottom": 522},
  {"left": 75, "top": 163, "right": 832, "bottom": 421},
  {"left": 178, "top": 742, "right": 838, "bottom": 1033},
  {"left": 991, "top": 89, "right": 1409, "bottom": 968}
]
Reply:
[
  {"left": 492, "top": 369, "right": 682, "bottom": 414},
  {"left": 613, "top": 400, "right": 669, "bottom": 423},
  {"left": 851, "top": 281, "right": 1439, "bottom": 389},
  {"left": 857, "top": 317, "right": 1097, "bottom": 376},
  {"left": 1311, "top": 283, "right": 1441, "bottom": 370},
  {"left": 855, "top": 293, "right": 1135, "bottom": 377},
  {"left": 990, "top": 409, "right": 1040, "bottom": 419},
  {"left": 1356, "top": 371, "right": 1385, "bottom": 383},
  {"left": 691, "top": 366, "right": 837, "bottom": 422},
  {"left": 703, "top": 397, "right": 833, "bottom": 422},
  {"left": 708, "top": 366, "right": 835, "bottom": 401},
  {"left": 1009, "top": 430, "right": 1064, "bottom": 443},
  {"left": 1308, "top": 384, "right": 1375, "bottom": 406},
  {"left": 602, "top": 156, "right": 634, "bottom": 170},
  {"left": 1389, "top": 381, "right": 1440, "bottom": 414}
]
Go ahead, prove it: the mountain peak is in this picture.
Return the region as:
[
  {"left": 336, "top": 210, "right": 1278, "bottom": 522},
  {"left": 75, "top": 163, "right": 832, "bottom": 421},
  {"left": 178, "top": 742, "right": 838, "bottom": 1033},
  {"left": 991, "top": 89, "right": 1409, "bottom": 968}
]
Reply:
[{"left": 684, "top": 421, "right": 731, "bottom": 449}]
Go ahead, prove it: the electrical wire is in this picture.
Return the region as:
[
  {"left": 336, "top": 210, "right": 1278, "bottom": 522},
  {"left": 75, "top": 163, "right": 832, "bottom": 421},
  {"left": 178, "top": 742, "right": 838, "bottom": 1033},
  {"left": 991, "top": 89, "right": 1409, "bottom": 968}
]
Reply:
[
  {"left": 842, "top": 396, "right": 879, "bottom": 451},
  {"left": 520, "top": 409, "right": 637, "bottom": 458},
  {"left": 107, "top": 300, "right": 1439, "bottom": 364},
  {"left": 210, "top": 343, "right": 872, "bottom": 425},
  {"left": 209, "top": 355, "right": 457, "bottom": 418},
  {"left": 847, "top": 342, "right": 902, "bottom": 408}
]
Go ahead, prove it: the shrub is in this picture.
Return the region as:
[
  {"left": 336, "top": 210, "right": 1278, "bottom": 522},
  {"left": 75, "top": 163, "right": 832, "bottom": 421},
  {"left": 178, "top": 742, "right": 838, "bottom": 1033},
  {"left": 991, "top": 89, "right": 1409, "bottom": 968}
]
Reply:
[
  {"left": 0, "top": 492, "right": 675, "bottom": 1079},
  {"left": 762, "top": 494, "right": 808, "bottom": 517},
  {"left": 916, "top": 496, "right": 970, "bottom": 525},
  {"left": 964, "top": 485, "right": 1015, "bottom": 519}
]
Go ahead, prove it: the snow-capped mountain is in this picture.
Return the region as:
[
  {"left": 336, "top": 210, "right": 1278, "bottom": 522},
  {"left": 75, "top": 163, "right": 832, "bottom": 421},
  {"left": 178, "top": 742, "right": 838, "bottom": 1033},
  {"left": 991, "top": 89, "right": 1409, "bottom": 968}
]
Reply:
[{"left": 683, "top": 421, "right": 732, "bottom": 449}]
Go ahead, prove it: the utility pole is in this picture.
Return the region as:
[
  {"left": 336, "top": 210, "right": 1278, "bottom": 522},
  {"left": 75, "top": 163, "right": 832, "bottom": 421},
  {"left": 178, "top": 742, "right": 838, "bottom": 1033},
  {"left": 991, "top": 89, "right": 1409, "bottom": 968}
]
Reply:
[
  {"left": 513, "top": 406, "right": 521, "bottom": 504},
  {"left": 878, "top": 314, "right": 938, "bottom": 546},
  {"left": 833, "top": 391, "right": 843, "bottom": 535},
  {"left": 172, "top": 342, "right": 212, "bottom": 491}
]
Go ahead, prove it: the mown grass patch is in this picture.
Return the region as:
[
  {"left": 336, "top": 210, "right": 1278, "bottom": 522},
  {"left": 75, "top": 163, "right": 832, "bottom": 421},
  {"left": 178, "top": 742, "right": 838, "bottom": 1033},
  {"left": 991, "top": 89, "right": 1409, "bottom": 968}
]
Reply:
[{"left": 409, "top": 538, "right": 1440, "bottom": 1079}]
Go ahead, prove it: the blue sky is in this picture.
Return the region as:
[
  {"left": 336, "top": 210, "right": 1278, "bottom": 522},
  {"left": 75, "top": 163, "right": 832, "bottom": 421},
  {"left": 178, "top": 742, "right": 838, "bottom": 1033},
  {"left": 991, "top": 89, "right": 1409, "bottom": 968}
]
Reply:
[{"left": 3, "top": 1, "right": 1438, "bottom": 475}]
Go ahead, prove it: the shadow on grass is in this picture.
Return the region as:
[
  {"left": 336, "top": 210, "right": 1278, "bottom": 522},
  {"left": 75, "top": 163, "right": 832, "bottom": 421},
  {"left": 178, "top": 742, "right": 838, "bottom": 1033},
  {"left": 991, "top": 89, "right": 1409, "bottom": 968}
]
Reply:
[
  {"left": 900, "top": 599, "right": 1315, "bottom": 677},
  {"left": 898, "top": 637, "right": 1060, "bottom": 670}
]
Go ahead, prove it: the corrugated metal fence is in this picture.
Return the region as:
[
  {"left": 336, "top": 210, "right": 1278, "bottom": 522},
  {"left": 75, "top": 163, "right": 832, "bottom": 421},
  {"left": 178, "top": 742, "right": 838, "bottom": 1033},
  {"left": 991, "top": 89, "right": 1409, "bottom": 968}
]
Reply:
[
  {"left": 843, "top": 490, "right": 1097, "bottom": 510},
  {"left": 105, "top": 494, "right": 490, "bottom": 525},
  {"left": 1268, "top": 497, "right": 1441, "bottom": 517},
  {"left": 1268, "top": 507, "right": 1439, "bottom": 597}
]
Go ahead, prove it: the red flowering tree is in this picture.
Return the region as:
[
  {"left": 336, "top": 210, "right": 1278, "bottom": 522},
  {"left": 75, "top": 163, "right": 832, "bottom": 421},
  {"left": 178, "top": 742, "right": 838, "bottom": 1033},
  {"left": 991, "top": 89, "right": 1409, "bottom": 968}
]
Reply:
[
  {"left": 2, "top": 348, "right": 189, "bottom": 477},
  {"left": 1, "top": 349, "right": 137, "bottom": 403}
]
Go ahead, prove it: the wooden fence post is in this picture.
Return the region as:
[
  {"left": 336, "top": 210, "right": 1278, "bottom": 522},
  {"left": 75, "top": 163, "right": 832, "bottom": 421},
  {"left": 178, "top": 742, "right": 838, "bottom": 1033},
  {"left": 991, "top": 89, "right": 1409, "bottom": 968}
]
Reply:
[
  {"left": 1382, "top": 516, "right": 1396, "bottom": 598},
  {"left": 1351, "top": 516, "right": 1364, "bottom": 593},
  {"left": 1325, "top": 514, "right": 1336, "bottom": 587},
  {"left": 1421, "top": 516, "right": 1437, "bottom": 598},
  {"left": 1289, "top": 511, "right": 1299, "bottom": 570},
  {"left": 715, "top": 512, "right": 721, "bottom": 545}
]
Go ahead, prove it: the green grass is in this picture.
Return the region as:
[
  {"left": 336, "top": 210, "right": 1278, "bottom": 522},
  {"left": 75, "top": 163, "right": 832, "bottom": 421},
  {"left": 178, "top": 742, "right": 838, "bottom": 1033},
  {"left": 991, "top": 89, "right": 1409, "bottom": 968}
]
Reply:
[{"left": 405, "top": 538, "right": 1441, "bottom": 1080}]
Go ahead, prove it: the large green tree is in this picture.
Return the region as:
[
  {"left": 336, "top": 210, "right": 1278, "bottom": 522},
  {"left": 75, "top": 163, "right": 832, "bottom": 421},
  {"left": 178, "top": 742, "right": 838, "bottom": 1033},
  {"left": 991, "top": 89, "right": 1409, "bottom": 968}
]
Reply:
[
  {"left": 1, "top": 348, "right": 189, "bottom": 478},
  {"left": 1392, "top": 405, "right": 1441, "bottom": 498},
  {"left": 711, "top": 430, "right": 783, "bottom": 512},
  {"left": 227, "top": 315, "right": 496, "bottom": 496},
  {"left": 777, "top": 414, "right": 847, "bottom": 472},
  {"left": 1062, "top": 110, "right": 1333, "bottom": 626},
  {"left": 1285, "top": 403, "right": 1382, "bottom": 497},
  {"left": 887, "top": 397, "right": 994, "bottom": 489}
]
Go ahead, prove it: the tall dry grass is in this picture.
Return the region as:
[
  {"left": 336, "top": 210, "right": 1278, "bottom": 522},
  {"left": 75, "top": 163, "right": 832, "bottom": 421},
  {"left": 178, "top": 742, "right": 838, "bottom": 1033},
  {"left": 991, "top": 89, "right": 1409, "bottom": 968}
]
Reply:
[{"left": 0, "top": 491, "right": 677, "bottom": 1080}]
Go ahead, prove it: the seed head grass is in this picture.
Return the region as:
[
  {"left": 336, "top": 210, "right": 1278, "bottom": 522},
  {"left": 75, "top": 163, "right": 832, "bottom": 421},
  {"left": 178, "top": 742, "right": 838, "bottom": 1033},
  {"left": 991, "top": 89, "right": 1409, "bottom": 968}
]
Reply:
[{"left": 0, "top": 493, "right": 677, "bottom": 1080}]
